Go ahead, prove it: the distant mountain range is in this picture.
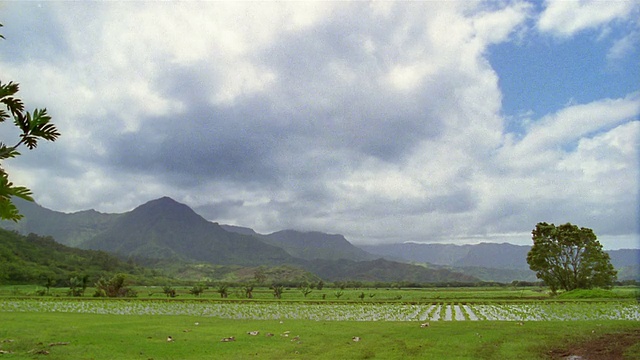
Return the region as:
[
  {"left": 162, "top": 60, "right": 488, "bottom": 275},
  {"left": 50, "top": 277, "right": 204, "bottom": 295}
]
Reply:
[
  {"left": 361, "top": 242, "right": 639, "bottom": 282},
  {"left": 221, "top": 225, "right": 375, "bottom": 262},
  {"left": 1, "top": 197, "right": 475, "bottom": 283},
  {"left": 2, "top": 197, "right": 637, "bottom": 283}
]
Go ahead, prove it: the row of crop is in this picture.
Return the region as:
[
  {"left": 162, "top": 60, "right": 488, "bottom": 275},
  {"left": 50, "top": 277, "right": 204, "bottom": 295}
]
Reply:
[{"left": 1, "top": 299, "right": 638, "bottom": 322}]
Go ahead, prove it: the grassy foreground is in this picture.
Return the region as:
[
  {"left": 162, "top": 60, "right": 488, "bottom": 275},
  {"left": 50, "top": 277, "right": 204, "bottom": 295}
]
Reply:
[{"left": 0, "top": 311, "right": 638, "bottom": 359}]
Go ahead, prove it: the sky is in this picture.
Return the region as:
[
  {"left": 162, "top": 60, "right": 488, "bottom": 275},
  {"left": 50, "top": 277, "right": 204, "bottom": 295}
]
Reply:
[{"left": 1, "top": 1, "right": 638, "bottom": 249}]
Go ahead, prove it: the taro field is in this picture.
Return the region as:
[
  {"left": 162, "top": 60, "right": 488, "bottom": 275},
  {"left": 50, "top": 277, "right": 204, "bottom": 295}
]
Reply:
[{"left": 1, "top": 299, "right": 639, "bottom": 322}]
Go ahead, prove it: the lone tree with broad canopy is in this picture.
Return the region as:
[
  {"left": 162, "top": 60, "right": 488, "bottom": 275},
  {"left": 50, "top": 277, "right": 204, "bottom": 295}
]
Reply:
[
  {"left": 527, "top": 222, "right": 616, "bottom": 293},
  {"left": 0, "top": 23, "right": 60, "bottom": 221}
]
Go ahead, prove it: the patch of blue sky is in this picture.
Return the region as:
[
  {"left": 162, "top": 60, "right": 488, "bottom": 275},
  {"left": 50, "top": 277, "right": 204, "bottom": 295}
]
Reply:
[{"left": 489, "top": 26, "right": 639, "bottom": 138}]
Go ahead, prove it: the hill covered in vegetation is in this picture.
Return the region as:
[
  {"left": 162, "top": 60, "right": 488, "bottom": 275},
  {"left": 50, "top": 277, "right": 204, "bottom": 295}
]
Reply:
[{"left": 0, "top": 228, "right": 157, "bottom": 286}]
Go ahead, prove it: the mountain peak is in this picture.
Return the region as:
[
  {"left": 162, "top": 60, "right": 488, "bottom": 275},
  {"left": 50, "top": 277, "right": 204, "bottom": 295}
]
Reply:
[
  {"left": 128, "top": 197, "right": 205, "bottom": 224},
  {"left": 138, "top": 197, "right": 188, "bottom": 210}
]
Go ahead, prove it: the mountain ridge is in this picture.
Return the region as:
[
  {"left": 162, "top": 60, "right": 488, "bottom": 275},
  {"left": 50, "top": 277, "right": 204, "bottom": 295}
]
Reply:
[
  {"left": 3, "top": 197, "right": 636, "bottom": 282},
  {"left": 80, "top": 197, "right": 299, "bottom": 266},
  {"left": 2, "top": 197, "right": 481, "bottom": 283},
  {"left": 221, "top": 226, "right": 376, "bottom": 261}
]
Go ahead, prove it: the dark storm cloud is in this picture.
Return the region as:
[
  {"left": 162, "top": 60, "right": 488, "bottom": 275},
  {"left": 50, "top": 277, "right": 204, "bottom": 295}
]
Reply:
[{"left": 106, "top": 103, "right": 283, "bottom": 186}]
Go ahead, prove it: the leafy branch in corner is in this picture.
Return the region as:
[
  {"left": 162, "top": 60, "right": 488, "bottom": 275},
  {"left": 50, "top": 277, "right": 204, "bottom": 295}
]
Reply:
[{"left": 0, "top": 23, "right": 61, "bottom": 221}]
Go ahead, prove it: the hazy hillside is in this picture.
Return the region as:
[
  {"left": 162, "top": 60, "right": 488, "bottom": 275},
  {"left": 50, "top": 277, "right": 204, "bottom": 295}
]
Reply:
[
  {"left": 306, "top": 258, "right": 479, "bottom": 283},
  {"left": 0, "top": 228, "right": 140, "bottom": 286},
  {"left": 0, "top": 198, "right": 120, "bottom": 247},
  {"left": 360, "top": 242, "right": 639, "bottom": 281},
  {"left": 222, "top": 226, "right": 375, "bottom": 261},
  {"left": 360, "top": 242, "right": 531, "bottom": 269},
  {"left": 80, "top": 197, "right": 298, "bottom": 266}
]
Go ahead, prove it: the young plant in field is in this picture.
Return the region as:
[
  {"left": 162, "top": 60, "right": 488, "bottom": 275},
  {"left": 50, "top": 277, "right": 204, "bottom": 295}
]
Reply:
[
  {"left": 242, "top": 284, "right": 254, "bottom": 299},
  {"left": 163, "top": 286, "right": 177, "bottom": 298},
  {"left": 189, "top": 284, "right": 207, "bottom": 297},
  {"left": 216, "top": 284, "right": 229, "bottom": 298},
  {"left": 272, "top": 284, "right": 284, "bottom": 299},
  {"left": 300, "top": 286, "right": 312, "bottom": 298},
  {"left": 93, "top": 274, "right": 136, "bottom": 298},
  {"left": 68, "top": 276, "right": 85, "bottom": 297}
]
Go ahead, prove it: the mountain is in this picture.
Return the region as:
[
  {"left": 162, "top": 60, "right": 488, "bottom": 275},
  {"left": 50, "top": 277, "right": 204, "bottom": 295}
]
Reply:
[
  {"left": 360, "top": 242, "right": 531, "bottom": 269},
  {"left": 1, "top": 197, "right": 550, "bottom": 283},
  {"left": 221, "top": 226, "right": 375, "bottom": 261},
  {"left": 607, "top": 249, "right": 640, "bottom": 267},
  {"left": 360, "top": 242, "right": 639, "bottom": 281},
  {"left": 305, "top": 258, "right": 479, "bottom": 283},
  {"left": 0, "top": 197, "right": 120, "bottom": 247},
  {"left": 80, "top": 197, "right": 298, "bottom": 266}
]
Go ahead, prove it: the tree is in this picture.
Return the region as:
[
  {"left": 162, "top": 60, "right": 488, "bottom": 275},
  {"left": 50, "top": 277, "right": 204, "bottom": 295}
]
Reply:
[
  {"left": 300, "top": 285, "right": 312, "bottom": 298},
  {"left": 242, "top": 284, "right": 254, "bottom": 299},
  {"left": 526, "top": 222, "right": 617, "bottom": 293},
  {"left": 0, "top": 23, "right": 61, "bottom": 221},
  {"left": 163, "top": 285, "right": 177, "bottom": 297},
  {"left": 93, "top": 274, "right": 137, "bottom": 297},
  {"left": 216, "top": 284, "right": 229, "bottom": 298},
  {"left": 271, "top": 284, "right": 284, "bottom": 299},
  {"left": 189, "top": 283, "right": 207, "bottom": 297},
  {"left": 69, "top": 276, "right": 85, "bottom": 297}
]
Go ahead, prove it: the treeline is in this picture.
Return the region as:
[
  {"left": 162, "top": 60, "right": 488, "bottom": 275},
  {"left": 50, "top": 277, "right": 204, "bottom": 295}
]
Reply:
[{"left": 200, "top": 280, "right": 546, "bottom": 290}]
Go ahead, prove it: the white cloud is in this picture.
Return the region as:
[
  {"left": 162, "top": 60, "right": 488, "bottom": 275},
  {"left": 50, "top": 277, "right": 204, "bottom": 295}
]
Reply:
[
  {"left": 502, "top": 93, "right": 640, "bottom": 168},
  {"left": 473, "top": 1, "right": 532, "bottom": 45},
  {"left": 2, "top": 1, "right": 637, "bottom": 249},
  {"left": 538, "top": 0, "right": 638, "bottom": 37},
  {"left": 607, "top": 30, "right": 639, "bottom": 63},
  {"left": 480, "top": 94, "right": 640, "bottom": 240}
]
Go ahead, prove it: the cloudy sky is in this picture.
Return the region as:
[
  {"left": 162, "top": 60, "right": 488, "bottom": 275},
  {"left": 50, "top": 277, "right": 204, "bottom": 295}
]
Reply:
[{"left": 1, "top": 1, "right": 638, "bottom": 249}]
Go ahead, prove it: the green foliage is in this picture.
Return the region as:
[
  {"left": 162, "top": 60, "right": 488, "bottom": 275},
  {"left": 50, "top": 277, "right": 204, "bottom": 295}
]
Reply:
[
  {"left": 0, "top": 228, "right": 145, "bottom": 286},
  {"left": 189, "top": 283, "right": 207, "bottom": 297},
  {"left": 0, "top": 24, "right": 60, "bottom": 221},
  {"left": 163, "top": 286, "right": 177, "bottom": 298},
  {"left": 242, "top": 284, "right": 254, "bottom": 298},
  {"left": 68, "top": 276, "right": 87, "bottom": 297},
  {"left": 271, "top": 284, "right": 284, "bottom": 299},
  {"left": 216, "top": 284, "right": 229, "bottom": 298},
  {"left": 93, "top": 274, "right": 137, "bottom": 297},
  {"left": 527, "top": 222, "right": 617, "bottom": 293},
  {"left": 300, "top": 285, "right": 313, "bottom": 298}
]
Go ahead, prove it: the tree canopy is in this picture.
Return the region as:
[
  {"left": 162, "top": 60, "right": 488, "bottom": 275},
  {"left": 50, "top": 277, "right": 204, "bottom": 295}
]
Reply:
[
  {"left": 526, "top": 222, "right": 616, "bottom": 293},
  {"left": 0, "top": 23, "right": 60, "bottom": 221}
]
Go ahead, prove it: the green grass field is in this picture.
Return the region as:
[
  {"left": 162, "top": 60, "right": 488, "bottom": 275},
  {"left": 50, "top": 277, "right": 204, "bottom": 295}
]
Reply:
[
  {"left": 1, "top": 286, "right": 638, "bottom": 359},
  {"left": 0, "top": 312, "right": 638, "bottom": 359}
]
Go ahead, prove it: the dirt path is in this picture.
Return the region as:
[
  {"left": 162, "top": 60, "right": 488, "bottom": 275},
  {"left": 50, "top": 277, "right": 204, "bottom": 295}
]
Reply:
[{"left": 546, "top": 329, "right": 640, "bottom": 360}]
